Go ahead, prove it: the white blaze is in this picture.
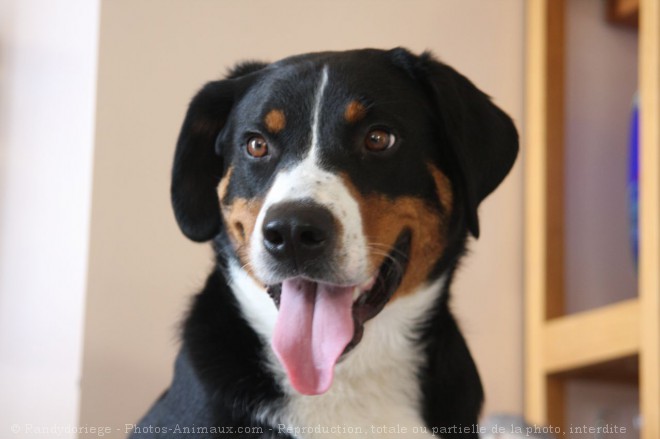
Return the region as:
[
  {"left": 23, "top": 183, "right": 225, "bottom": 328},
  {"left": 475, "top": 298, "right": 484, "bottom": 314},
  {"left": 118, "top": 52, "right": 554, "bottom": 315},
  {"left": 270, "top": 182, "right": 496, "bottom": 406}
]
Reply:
[{"left": 249, "top": 65, "right": 369, "bottom": 286}]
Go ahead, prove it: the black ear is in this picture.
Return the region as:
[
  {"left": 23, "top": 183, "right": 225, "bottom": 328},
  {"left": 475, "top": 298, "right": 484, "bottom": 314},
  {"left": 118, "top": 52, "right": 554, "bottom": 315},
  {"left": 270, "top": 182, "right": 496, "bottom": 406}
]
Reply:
[
  {"left": 171, "top": 62, "right": 267, "bottom": 242},
  {"left": 391, "top": 49, "right": 519, "bottom": 237}
]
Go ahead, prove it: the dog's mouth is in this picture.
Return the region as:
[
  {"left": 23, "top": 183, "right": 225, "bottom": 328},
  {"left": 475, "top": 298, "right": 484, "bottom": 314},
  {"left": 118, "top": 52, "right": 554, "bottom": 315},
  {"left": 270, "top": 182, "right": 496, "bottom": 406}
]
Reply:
[{"left": 266, "top": 229, "right": 411, "bottom": 395}]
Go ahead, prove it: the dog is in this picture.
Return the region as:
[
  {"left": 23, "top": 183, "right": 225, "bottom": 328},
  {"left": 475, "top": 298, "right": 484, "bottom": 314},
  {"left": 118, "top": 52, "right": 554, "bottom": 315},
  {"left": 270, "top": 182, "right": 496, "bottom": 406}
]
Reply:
[{"left": 130, "top": 48, "right": 518, "bottom": 438}]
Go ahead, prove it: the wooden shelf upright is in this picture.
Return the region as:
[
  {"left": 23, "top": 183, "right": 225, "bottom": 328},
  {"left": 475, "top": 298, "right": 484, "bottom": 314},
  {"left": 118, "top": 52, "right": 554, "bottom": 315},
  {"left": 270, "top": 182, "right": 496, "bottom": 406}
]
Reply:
[{"left": 524, "top": 1, "right": 660, "bottom": 438}]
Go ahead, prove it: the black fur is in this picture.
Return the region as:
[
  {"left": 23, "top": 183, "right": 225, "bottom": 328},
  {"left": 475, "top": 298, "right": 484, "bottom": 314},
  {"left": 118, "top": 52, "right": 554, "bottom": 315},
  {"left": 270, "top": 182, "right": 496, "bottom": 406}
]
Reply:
[{"left": 135, "top": 48, "right": 518, "bottom": 438}]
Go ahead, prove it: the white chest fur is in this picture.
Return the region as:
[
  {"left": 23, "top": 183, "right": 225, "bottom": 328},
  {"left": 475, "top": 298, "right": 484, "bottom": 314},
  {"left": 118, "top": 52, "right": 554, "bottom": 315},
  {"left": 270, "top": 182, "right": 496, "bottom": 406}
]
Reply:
[{"left": 229, "top": 263, "right": 444, "bottom": 438}]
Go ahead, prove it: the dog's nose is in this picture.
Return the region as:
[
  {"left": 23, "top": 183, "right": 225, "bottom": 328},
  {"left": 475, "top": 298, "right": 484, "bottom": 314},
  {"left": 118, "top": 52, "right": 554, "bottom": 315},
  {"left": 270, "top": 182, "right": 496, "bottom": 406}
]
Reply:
[{"left": 262, "top": 201, "right": 335, "bottom": 265}]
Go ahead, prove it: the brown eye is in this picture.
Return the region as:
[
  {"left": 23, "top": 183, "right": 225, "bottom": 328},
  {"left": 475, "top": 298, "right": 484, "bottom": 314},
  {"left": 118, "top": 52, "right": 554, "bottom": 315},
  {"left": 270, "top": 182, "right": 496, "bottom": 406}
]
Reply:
[
  {"left": 365, "top": 129, "right": 396, "bottom": 152},
  {"left": 247, "top": 135, "right": 269, "bottom": 158}
]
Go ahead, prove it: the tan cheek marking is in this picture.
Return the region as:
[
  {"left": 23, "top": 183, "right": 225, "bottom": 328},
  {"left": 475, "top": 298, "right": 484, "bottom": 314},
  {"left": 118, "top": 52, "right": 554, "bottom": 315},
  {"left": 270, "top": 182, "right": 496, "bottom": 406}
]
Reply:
[
  {"left": 218, "top": 167, "right": 234, "bottom": 203},
  {"left": 218, "top": 168, "right": 264, "bottom": 280},
  {"left": 428, "top": 164, "right": 453, "bottom": 213},
  {"left": 220, "top": 197, "right": 264, "bottom": 279},
  {"left": 340, "top": 174, "right": 450, "bottom": 298},
  {"left": 344, "top": 100, "right": 367, "bottom": 124},
  {"left": 264, "top": 109, "right": 286, "bottom": 134}
]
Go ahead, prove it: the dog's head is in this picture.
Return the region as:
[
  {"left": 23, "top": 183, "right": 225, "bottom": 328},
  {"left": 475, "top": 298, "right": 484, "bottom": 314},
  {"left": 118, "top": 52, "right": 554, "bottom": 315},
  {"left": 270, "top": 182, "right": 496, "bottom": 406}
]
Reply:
[{"left": 171, "top": 48, "right": 518, "bottom": 395}]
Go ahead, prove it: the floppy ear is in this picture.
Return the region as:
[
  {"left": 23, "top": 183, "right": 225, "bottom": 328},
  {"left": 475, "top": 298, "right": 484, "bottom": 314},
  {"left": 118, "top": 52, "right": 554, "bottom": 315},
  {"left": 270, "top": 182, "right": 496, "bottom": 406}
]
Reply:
[
  {"left": 393, "top": 49, "right": 519, "bottom": 237},
  {"left": 171, "top": 62, "right": 267, "bottom": 242}
]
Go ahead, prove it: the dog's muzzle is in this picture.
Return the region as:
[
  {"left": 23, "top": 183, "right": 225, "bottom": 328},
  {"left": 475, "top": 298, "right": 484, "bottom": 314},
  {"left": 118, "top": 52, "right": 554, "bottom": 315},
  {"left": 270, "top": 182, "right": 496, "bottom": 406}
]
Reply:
[
  {"left": 252, "top": 196, "right": 411, "bottom": 396},
  {"left": 261, "top": 201, "right": 336, "bottom": 275}
]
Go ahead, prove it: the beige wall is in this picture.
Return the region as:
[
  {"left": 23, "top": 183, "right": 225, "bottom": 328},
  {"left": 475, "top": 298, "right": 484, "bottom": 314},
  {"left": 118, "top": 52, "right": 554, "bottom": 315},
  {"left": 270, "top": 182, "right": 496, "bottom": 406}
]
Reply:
[
  {"left": 80, "top": 0, "right": 524, "bottom": 433},
  {"left": 563, "top": 1, "right": 639, "bottom": 432},
  {"left": 564, "top": 0, "right": 638, "bottom": 313}
]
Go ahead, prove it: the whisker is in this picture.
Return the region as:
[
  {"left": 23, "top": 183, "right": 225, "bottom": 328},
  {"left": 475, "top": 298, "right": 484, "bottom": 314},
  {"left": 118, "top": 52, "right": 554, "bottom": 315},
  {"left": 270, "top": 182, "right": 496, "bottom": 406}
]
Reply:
[
  {"left": 367, "top": 243, "right": 409, "bottom": 261},
  {"left": 366, "top": 249, "right": 405, "bottom": 279},
  {"left": 240, "top": 260, "right": 255, "bottom": 272}
]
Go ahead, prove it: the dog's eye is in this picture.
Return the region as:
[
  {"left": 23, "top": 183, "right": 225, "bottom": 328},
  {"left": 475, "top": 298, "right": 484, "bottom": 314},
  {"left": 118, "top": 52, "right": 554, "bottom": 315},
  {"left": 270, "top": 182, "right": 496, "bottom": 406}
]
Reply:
[
  {"left": 247, "top": 135, "right": 269, "bottom": 158},
  {"left": 365, "top": 129, "right": 396, "bottom": 152}
]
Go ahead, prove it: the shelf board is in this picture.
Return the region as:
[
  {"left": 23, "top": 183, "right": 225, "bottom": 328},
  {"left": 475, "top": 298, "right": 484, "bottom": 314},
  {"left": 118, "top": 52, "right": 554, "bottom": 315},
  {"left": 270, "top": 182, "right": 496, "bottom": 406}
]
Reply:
[
  {"left": 552, "top": 354, "right": 639, "bottom": 384},
  {"left": 542, "top": 298, "right": 640, "bottom": 374}
]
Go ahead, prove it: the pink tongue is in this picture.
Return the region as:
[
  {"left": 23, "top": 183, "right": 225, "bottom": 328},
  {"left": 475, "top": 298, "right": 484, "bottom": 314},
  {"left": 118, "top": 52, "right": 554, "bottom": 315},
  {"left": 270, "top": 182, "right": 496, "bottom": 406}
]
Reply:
[{"left": 272, "top": 278, "right": 355, "bottom": 395}]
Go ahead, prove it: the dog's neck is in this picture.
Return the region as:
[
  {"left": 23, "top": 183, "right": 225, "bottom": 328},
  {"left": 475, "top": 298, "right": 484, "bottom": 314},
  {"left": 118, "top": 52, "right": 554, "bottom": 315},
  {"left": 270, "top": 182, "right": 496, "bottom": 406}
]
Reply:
[{"left": 228, "top": 262, "right": 445, "bottom": 438}]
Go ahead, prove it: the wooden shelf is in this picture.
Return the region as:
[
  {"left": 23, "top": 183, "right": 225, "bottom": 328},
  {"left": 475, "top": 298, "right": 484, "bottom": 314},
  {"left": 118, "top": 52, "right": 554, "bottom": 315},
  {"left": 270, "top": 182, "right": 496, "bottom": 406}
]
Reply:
[
  {"left": 525, "top": 1, "right": 659, "bottom": 437},
  {"left": 638, "top": 0, "right": 660, "bottom": 435},
  {"left": 543, "top": 299, "right": 640, "bottom": 374},
  {"left": 553, "top": 355, "right": 639, "bottom": 385}
]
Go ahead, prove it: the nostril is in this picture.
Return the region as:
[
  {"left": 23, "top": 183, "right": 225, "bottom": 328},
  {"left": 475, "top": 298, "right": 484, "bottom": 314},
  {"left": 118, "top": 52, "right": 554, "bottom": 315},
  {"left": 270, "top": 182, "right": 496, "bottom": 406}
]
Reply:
[
  {"left": 299, "top": 228, "right": 326, "bottom": 247},
  {"left": 264, "top": 226, "right": 285, "bottom": 246}
]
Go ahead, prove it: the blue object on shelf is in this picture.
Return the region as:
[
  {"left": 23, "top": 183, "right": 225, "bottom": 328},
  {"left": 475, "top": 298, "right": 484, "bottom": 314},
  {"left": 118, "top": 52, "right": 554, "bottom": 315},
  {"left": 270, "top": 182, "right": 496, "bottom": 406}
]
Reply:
[{"left": 628, "top": 94, "right": 639, "bottom": 270}]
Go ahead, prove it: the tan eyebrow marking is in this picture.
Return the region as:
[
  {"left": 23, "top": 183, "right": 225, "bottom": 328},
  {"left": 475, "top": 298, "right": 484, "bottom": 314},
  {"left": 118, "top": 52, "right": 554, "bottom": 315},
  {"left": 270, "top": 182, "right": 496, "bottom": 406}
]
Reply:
[
  {"left": 344, "top": 100, "right": 367, "bottom": 124},
  {"left": 264, "top": 109, "right": 286, "bottom": 134}
]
